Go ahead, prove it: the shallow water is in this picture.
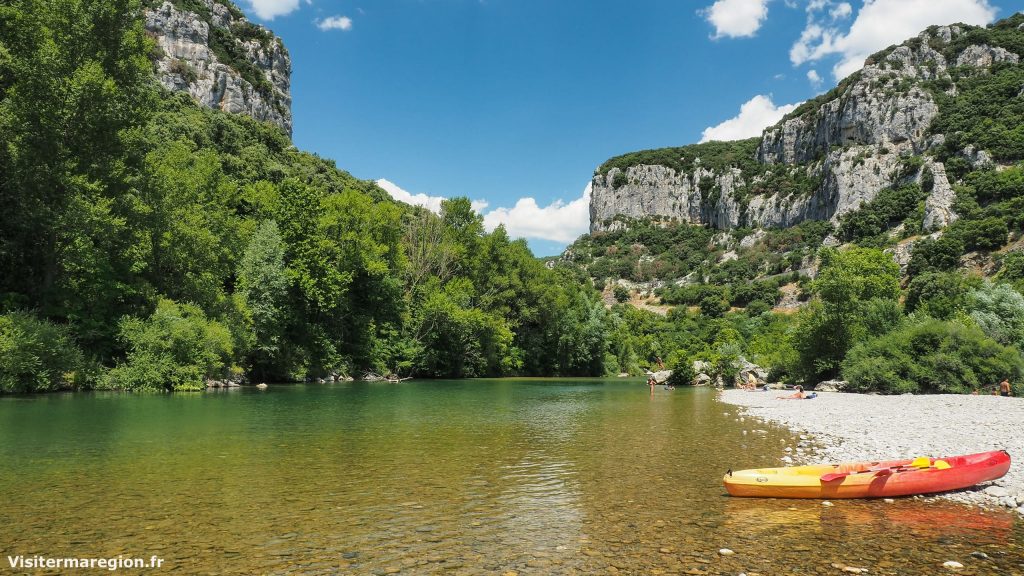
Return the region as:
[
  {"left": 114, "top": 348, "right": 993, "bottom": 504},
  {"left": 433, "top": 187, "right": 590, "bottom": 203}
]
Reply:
[{"left": 0, "top": 380, "right": 1021, "bottom": 575}]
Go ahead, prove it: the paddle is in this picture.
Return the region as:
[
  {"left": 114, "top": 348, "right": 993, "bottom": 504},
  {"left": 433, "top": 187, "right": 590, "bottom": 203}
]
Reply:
[{"left": 820, "top": 466, "right": 899, "bottom": 482}]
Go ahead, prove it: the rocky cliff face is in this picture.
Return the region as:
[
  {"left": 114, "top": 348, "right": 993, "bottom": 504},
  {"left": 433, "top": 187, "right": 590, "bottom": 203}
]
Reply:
[
  {"left": 144, "top": 0, "right": 292, "bottom": 134},
  {"left": 590, "top": 23, "right": 1018, "bottom": 234}
]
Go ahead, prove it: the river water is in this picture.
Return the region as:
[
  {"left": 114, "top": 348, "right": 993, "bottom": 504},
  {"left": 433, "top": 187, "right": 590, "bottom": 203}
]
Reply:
[{"left": 0, "top": 380, "right": 1021, "bottom": 574}]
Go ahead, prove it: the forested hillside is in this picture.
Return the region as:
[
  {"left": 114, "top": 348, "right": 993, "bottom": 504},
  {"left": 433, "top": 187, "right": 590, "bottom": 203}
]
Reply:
[
  {"left": 565, "top": 14, "right": 1024, "bottom": 394},
  {"left": 0, "top": 0, "right": 616, "bottom": 392}
]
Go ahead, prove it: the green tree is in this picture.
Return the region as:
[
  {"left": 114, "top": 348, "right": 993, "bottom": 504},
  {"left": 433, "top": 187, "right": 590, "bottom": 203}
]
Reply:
[
  {"left": 105, "top": 298, "right": 235, "bottom": 391},
  {"left": 968, "top": 282, "right": 1024, "bottom": 347},
  {"left": 793, "top": 248, "right": 902, "bottom": 383},
  {"left": 842, "top": 318, "right": 1024, "bottom": 394},
  {"left": 237, "top": 220, "right": 289, "bottom": 379},
  {"left": 904, "top": 271, "right": 975, "bottom": 320},
  {"left": 0, "top": 0, "right": 156, "bottom": 356},
  {"left": 0, "top": 311, "right": 86, "bottom": 392}
]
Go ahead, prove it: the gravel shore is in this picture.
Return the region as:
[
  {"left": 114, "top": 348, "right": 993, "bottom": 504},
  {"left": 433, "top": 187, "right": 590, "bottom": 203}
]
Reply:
[{"left": 718, "top": 389, "right": 1024, "bottom": 514}]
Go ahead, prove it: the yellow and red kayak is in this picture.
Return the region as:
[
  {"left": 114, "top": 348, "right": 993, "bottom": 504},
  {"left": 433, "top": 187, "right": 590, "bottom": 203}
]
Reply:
[{"left": 723, "top": 450, "right": 1010, "bottom": 499}]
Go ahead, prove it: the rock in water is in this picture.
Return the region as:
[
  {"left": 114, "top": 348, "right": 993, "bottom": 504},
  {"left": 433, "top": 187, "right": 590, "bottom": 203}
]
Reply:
[{"left": 648, "top": 370, "right": 672, "bottom": 384}]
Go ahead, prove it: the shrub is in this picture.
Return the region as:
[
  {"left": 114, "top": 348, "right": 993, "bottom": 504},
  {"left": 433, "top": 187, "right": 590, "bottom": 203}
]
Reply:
[
  {"left": 613, "top": 285, "right": 630, "bottom": 303},
  {"left": 842, "top": 318, "right": 1024, "bottom": 394},
  {"left": 904, "top": 272, "right": 974, "bottom": 320},
  {"left": 998, "top": 251, "right": 1024, "bottom": 282},
  {"left": 948, "top": 217, "right": 1008, "bottom": 251},
  {"left": 907, "top": 236, "right": 965, "bottom": 277},
  {"left": 0, "top": 312, "right": 86, "bottom": 393},
  {"left": 665, "top": 356, "right": 696, "bottom": 387},
  {"left": 968, "top": 282, "right": 1024, "bottom": 347},
  {"left": 838, "top": 185, "right": 926, "bottom": 244},
  {"left": 699, "top": 295, "right": 729, "bottom": 318},
  {"left": 104, "top": 299, "right": 236, "bottom": 391}
]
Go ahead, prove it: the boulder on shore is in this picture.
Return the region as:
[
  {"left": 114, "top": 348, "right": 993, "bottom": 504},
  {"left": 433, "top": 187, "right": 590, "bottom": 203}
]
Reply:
[
  {"left": 815, "top": 380, "right": 848, "bottom": 392},
  {"left": 736, "top": 358, "right": 768, "bottom": 387}
]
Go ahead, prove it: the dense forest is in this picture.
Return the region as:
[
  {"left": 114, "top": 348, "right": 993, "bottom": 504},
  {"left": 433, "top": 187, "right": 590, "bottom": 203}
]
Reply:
[
  {"left": 2, "top": 2, "right": 1023, "bottom": 396},
  {"left": 0, "top": 0, "right": 618, "bottom": 392}
]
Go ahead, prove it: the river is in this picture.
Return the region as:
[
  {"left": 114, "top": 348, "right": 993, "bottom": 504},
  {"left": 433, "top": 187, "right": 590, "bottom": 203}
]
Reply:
[{"left": 0, "top": 379, "right": 1020, "bottom": 574}]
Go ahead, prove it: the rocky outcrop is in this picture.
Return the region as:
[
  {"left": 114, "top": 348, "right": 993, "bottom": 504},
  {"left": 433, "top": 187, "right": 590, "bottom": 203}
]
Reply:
[
  {"left": 144, "top": 0, "right": 292, "bottom": 134},
  {"left": 921, "top": 160, "right": 957, "bottom": 231},
  {"left": 589, "top": 23, "right": 1014, "bottom": 235}
]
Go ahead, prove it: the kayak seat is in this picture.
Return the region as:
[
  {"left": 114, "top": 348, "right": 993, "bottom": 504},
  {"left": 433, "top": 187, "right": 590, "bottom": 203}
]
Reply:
[
  {"left": 911, "top": 457, "right": 931, "bottom": 469},
  {"left": 934, "top": 459, "right": 951, "bottom": 470}
]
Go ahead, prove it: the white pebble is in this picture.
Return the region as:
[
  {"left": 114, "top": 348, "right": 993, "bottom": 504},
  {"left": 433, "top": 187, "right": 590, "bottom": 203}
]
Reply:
[
  {"left": 718, "top": 548, "right": 735, "bottom": 556},
  {"left": 883, "top": 498, "right": 894, "bottom": 504},
  {"left": 822, "top": 501, "right": 833, "bottom": 507},
  {"left": 943, "top": 560, "right": 963, "bottom": 569}
]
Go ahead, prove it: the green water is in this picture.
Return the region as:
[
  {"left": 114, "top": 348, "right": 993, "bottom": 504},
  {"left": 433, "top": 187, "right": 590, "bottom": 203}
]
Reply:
[{"left": 0, "top": 380, "right": 1021, "bottom": 575}]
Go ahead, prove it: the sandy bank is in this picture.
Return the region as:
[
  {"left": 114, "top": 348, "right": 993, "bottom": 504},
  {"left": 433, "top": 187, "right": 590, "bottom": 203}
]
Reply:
[{"left": 718, "top": 389, "right": 1024, "bottom": 514}]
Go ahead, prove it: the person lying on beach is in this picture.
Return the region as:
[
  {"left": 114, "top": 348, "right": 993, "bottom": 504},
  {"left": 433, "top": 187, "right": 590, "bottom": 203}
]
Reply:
[
  {"left": 740, "top": 372, "right": 759, "bottom": 390},
  {"left": 777, "top": 385, "right": 805, "bottom": 400}
]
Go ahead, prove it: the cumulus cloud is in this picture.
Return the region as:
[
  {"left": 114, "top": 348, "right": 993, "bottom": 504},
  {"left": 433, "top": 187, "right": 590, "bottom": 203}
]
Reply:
[
  {"left": 700, "top": 95, "right": 799, "bottom": 143},
  {"left": 700, "top": 0, "right": 770, "bottom": 39},
  {"left": 376, "top": 179, "right": 449, "bottom": 214},
  {"left": 791, "top": 0, "right": 997, "bottom": 80},
  {"left": 807, "top": 69, "right": 823, "bottom": 88},
  {"left": 245, "top": 0, "right": 301, "bottom": 20},
  {"left": 377, "top": 179, "right": 588, "bottom": 244},
  {"left": 482, "top": 185, "right": 591, "bottom": 244},
  {"left": 316, "top": 15, "right": 353, "bottom": 31}
]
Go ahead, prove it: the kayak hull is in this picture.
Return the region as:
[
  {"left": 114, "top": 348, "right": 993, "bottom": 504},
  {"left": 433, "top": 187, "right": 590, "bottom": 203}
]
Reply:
[{"left": 723, "top": 450, "right": 1010, "bottom": 499}]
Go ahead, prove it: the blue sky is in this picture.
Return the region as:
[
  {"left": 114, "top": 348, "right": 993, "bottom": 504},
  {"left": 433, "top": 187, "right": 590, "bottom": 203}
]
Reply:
[{"left": 239, "top": 0, "right": 1015, "bottom": 256}]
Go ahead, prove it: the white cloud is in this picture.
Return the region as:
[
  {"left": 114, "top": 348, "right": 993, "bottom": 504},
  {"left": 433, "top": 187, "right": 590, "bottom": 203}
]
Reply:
[
  {"left": 829, "top": 2, "right": 852, "bottom": 20},
  {"left": 245, "top": 0, "right": 301, "bottom": 20},
  {"left": 376, "top": 179, "right": 449, "bottom": 214},
  {"left": 791, "top": 0, "right": 997, "bottom": 80},
  {"left": 316, "top": 15, "right": 353, "bottom": 31},
  {"left": 377, "top": 178, "right": 488, "bottom": 214},
  {"left": 807, "top": 69, "right": 823, "bottom": 88},
  {"left": 700, "top": 95, "right": 799, "bottom": 143},
  {"left": 700, "top": 0, "right": 770, "bottom": 39},
  {"left": 481, "top": 184, "right": 591, "bottom": 244},
  {"left": 377, "top": 179, "right": 588, "bottom": 244}
]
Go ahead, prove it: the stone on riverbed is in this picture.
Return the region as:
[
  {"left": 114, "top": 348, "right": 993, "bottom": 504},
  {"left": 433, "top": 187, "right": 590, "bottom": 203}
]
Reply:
[{"left": 983, "top": 485, "right": 1008, "bottom": 498}]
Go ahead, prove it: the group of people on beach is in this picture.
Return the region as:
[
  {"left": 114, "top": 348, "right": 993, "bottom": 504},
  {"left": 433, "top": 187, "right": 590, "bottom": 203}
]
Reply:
[{"left": 972, "top": 379, "right": 1014, "bottom": 397}]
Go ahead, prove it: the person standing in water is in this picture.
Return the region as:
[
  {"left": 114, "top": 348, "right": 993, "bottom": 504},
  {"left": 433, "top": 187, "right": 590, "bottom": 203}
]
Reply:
[{"left": 1000, "top": 378, "right": 1012, "bottom": 397}]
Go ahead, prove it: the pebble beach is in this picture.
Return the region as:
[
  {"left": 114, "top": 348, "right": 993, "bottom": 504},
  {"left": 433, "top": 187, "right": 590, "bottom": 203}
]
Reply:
[{"left": 718, "top": 389, "right": 1024, "bottom": 514}]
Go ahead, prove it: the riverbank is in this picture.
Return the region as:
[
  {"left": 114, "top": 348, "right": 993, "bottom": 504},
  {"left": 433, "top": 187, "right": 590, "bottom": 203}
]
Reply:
[{"left": 718, "top": 389, "right": 1024, "bottom": 514}]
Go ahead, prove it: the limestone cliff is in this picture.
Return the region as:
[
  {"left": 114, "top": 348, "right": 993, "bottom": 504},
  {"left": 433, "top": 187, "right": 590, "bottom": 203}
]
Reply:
[
  {"left": 143, "top": 0, "right": 292, "bottom": 134},
  {"left": 590, "top": 21, "right": 1019, "bottom": 234}
]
